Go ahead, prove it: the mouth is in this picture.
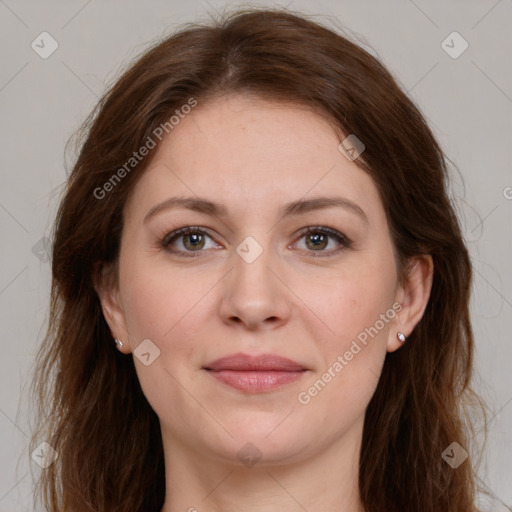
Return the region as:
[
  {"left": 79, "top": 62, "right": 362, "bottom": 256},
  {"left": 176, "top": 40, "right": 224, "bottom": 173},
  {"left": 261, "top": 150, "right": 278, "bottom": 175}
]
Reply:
[{"left": 203, "top": 353, "right": 308, "bottom": 393}]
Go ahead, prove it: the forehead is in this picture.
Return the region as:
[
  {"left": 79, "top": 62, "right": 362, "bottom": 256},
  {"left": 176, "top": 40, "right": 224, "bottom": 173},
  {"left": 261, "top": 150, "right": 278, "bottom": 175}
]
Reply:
[
  {"left": 125, "top": 94, "right": 385, "bottom": 225},
  {"left": 160, "top": 95, "right": 343, "bottom": 177}
]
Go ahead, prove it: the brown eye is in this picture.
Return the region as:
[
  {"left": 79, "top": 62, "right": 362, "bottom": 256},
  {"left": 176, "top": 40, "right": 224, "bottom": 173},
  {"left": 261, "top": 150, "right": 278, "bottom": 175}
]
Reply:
[
  {"left": 305, "top": 232, "right": 328, "bottom": 251},
  {"left": 163, "top": 227, "right": 218, "bottom": 256},
  {"left": 294, "top": 226, "right": 351, "bottom": 257},
  {"left": 182, "top": 232, "right": 205, "bottom": 251}
]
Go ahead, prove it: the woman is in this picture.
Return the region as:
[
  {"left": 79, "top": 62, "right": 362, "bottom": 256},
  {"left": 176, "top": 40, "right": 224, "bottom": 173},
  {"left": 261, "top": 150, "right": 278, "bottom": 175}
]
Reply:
[{"left": 30, "top": 7, "right": 485, "bottom": 512}]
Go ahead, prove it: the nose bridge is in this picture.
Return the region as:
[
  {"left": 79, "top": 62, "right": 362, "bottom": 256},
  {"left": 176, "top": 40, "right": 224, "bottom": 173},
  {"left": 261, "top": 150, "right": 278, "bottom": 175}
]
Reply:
[
  {"left": 234, "top": 236, "right": 274, "bottom": 292},
  {"left": 219, "top": 234, "right": 290, "bottom": 329}
]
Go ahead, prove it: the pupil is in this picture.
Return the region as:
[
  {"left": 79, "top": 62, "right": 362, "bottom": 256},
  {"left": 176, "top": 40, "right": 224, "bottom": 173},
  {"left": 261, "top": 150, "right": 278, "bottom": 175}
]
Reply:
[
  {"left": 186, "top": 233, "right": 203, "bottom": 249},
  {"left": 308, "top": 233, "right": 326, "bottom": 249}
]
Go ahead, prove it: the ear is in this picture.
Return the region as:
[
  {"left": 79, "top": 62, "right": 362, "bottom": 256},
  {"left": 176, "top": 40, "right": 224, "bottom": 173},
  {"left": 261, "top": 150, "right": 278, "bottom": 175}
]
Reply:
[
  {"left": 94, "top": 263, "right": 131, "bottom": 353},
  {"left": 387, "top": 255, "right": 433, "bottom": 353}
]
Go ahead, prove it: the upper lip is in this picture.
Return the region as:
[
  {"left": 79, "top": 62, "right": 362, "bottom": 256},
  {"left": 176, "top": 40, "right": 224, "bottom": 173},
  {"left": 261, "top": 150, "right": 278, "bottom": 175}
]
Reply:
[{"left": 204, "top": 353, "right": 307, "bottom": 372}]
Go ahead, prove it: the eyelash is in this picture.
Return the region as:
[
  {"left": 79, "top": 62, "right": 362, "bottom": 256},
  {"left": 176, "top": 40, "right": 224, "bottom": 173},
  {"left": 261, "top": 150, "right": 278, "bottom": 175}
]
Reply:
[{"left": 161, "top": 226, "right": 351, "bottom": 259}]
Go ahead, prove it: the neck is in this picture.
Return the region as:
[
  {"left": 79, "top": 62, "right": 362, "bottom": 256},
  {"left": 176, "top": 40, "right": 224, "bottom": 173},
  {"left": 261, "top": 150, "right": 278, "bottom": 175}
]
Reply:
[{"left": 159, "top": 418, "right": 365, "bottom": 512}]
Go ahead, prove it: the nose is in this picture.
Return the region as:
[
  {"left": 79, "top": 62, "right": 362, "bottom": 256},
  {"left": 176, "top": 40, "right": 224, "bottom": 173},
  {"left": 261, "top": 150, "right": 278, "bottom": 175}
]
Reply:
[{"left": 218, "top": 240, "right": 291, "bottom": 331}]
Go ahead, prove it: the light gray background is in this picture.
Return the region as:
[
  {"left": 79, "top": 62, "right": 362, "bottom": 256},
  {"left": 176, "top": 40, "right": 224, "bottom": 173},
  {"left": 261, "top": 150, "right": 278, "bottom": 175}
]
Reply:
[{"left": 1, "top": 0, "right": 511, "bottom": 510}]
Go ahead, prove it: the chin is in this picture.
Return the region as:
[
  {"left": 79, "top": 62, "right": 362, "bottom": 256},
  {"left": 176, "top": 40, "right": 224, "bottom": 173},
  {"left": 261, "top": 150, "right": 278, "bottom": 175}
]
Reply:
[{"left": 208, "top": 420, "right": 314, "bottom": 466}]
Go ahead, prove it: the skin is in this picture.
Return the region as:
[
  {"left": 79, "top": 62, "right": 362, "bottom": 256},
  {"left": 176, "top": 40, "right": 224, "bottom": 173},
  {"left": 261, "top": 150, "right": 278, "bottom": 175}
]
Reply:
[{"left": 97, "top": 94, "right": 433, "bottom": 512}]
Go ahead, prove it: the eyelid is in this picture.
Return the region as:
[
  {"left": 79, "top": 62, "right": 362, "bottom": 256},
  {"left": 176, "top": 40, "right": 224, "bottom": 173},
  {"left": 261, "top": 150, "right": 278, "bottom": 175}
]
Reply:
[
  {"left": 161, "top": 226, "right": 213, "bottom": 246},
  {"left": 291, "top": 226, "right": 352, "bottom": 256},
  {"left": 295, "top": 226, "right": 351, "bottom": 243},
  {"left": 161, "top": 226, "right": 219, "bottom": 257},
  {"left": 161, "top": 225, "right": 351, "bottom": 257}
]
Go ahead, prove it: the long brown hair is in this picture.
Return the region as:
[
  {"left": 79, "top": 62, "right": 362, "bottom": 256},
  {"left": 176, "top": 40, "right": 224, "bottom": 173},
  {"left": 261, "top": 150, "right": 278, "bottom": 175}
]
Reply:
[{"left": 30, "top": 7, "right": 485, "bottom": 511}]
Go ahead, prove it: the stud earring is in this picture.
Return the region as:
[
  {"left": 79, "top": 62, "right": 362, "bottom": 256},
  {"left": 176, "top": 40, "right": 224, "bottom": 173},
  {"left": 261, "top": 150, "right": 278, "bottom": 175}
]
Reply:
[
  {"left": 114, "top": 338, "right": 123, "bottom": 349},
  {"left": 397, "top": 332, "right": 406, "bottom": 344}
]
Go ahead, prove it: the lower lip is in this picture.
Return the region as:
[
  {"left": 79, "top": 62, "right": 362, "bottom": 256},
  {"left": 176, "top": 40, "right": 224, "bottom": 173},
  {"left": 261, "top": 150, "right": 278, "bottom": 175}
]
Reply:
[{"left": 206, "top": 370, "right": 306, "bottom": 393}]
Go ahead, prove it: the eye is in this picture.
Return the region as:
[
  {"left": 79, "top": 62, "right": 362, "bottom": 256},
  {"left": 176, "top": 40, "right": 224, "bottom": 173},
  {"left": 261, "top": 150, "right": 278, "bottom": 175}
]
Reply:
[
  {"left": 293, "top": 226, "right": 351, "bottom": 257},
  {"left": 162, "top": 225, "right": 351, "bottom": 258},
  {"left": 162, "top": 227, "right": 219, "bottom": 256}
]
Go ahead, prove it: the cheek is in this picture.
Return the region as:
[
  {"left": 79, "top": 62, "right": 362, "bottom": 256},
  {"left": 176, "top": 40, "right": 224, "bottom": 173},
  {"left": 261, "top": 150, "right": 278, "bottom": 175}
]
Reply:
[
  {"left": 295, "top": 292, "right": 391, "bottom": 439},
  {"left": 301, "top": 251, "right": 397, "bottom": 348},
  {"left": 294, "top": 253, "right": 396, "bottom": 407},
  {"left": 118, "top": 261, "right": 211, "bottom": 421},
  {"left": 121, "top": 276, "right": 173, "bottom": 342},
  {"left": 119, "top": 257, "right": 216, "bottom": 392},
  {"left": 119, "top": 254, "right": 207, "bottom": 341},
  {"left": 332, "top": 280, "right": 395, "bottom": 346}
]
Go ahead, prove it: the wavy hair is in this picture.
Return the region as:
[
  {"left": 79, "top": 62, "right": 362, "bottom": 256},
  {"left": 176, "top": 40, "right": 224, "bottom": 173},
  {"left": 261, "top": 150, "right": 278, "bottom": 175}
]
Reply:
[{"left": 30, "top": 7, "right": 485, "bottom": 511}]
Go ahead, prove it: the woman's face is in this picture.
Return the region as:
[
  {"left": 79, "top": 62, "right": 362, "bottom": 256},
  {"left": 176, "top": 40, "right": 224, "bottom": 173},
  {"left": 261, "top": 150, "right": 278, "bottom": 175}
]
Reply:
[{"left": 102, "top": 94, "right": 425, "bottom": 467}]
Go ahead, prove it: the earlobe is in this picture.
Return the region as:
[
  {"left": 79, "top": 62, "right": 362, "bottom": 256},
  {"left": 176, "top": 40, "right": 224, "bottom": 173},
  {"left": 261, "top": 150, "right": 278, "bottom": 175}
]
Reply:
[
  {"left": 94, "top": 264, "right": 130, "bottom": 351},
  {"left": 387, "top": 255, "right": 433, "bottom": 353}
]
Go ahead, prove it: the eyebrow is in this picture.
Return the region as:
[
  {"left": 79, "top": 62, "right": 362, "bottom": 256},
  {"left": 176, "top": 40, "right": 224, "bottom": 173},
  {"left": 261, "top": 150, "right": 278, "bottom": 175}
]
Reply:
[{"left": 143, "top": 196, "right": 368, "bottom": 224}]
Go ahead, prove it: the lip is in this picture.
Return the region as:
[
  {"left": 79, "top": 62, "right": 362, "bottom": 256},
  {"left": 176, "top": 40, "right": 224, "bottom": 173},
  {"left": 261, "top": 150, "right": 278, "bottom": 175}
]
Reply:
[{"left": 203, "top": 353, "right": 308, "bottom": 393}]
